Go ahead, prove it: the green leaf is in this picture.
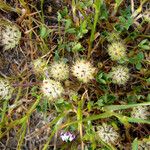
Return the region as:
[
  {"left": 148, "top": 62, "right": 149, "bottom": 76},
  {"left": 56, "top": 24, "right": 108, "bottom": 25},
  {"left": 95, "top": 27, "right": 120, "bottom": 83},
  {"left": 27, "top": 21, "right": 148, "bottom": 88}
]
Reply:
[
  {"left": 66, "top": 28, "right": 76, "bottom": 33},
  {"left": 72, "top": 43, "right": 83, "bottom": 51},
  {"left": 137, "top": 52, "right": 144, "bottom": 60},
  {"left": 132, "top": 138, "right": 138, "bottom": 150},
  {"left": 40, "top": 25, "right": 47, "bottom": 38},
  {"left": 57, "top": 12, "right": 62, "bottom": 21},
  {"left": 103, "top": 102, "right": 150, "bottom": 111},
  {"left": 136, "top": 62, "right": 142, "bottom": 70},
  {"left": 115, "top": 0, "right": 123, "bottom": 7},
  {"left": 138, "top": 39, "right": 150, "bottom": 50},
  {"left": 100, "top": 2, "right": 108, "bottom": 20},
  {"left": 65, "top": 19, "right": 72, "bottom": 29}
]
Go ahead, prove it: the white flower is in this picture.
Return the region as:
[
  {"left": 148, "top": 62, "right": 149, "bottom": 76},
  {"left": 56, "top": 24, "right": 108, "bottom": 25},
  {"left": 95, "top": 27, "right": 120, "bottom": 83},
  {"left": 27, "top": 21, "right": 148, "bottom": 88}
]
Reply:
[
  {"left": 41, "top": 79, "right": 64, "bottom": 101},
  {"left": 97, "top": 123, "right": 119, "bottom": 145},
  {"left": 131, "top": 106, "right": 149, "bottom": 120},
  {"left": 0, "top": 24, "right": 21, "bottom": 50},
  {"left": 109, "top": 65, "right": 129, "bottom": 85},
  {"left": 138, "top": 140, "right": 150, "bottom": 150},
  {"left": 32, "top": 58, "right": 48, "bottom": 75},
  {"left": 71, "top": 59, "right": 96, "bottom": 83},
  {"left": 0, "top": 78, "right": 14, "bottom": 99},
  {"left": 49, "top": 61, "right": 69, "bottom": 81},
  {"left": 60, "top": 131, "right": 75, "bottom": 142},
  {"left": 108, "top": 42, "right": 126, "bottom": 61}
]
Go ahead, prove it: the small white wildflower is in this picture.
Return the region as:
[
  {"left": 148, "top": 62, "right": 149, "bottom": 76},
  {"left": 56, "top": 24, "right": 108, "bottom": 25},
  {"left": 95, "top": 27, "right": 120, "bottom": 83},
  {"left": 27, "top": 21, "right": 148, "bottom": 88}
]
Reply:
[
  {"left": 32, "top": 58, "right": 48, "bottom": 75},
  {"left": 60, "top": 131, "right": 75, "bottom": 142},
  {"left": 0, "top": 78, "right": 14, "bottom": 99},
  {"left": 0, "top": 24, "right": 21, "bottom": 50},
  {"left": 138, "top": 140, "right": 150, "bottom": 150},
  {"left": 97, "top": 123, "right": 119, "bottom": 145},
  {"left": 71, "top": 59, "right": 96, "bottom": 83},
  {"left": 131, "top": 106, "right": 149, "bottom": 120},
  {"left": 108, "top": 42, "right": 126, "bottom": 61},
  {"left": 109, "top": 65, "right": 129, "bottom": 85},
  {"left": 49, "top": 61, "right": 69, "bottom": 81},
  {"left": 41, "top": 79, "right": 64, "bottom": 101}
]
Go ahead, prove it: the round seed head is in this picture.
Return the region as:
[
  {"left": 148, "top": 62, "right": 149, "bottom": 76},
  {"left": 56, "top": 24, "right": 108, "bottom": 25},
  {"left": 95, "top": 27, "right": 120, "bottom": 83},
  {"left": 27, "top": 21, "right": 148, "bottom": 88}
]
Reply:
[
  {"left": 0, "top": 78, "right": 14, "bottom": 99},
  {"left": 41, "top": 79, "right": 64, "bottom": 101},
  {"left": 32, "top": 58, "right": 48, "bottom": 74},
  {"left": 49, "top": 61, "right": 69, "bottom": 81},
  {"left": 131, "top": 106, "right": 149, "bottom": 120},
  {"left": 71, "top": 59, "right": 96, "bottom": 83},
  {"left": 138, "top": 140, "right": 150, "bottom": 150},
  {"left": 1, "top": 25, "right": 21, "bottom": 50},
  {"left": 97, "top": 123, "right": 119, "bottom": 145},
  {"left": 107, "top": 31, "right": 120, "bottom": 42},
  {"left": 109, "top": 65, "right": 129, "bottom": 85},
  {"left": 108, "top": 42, "right": 126, "bottom": 61}
]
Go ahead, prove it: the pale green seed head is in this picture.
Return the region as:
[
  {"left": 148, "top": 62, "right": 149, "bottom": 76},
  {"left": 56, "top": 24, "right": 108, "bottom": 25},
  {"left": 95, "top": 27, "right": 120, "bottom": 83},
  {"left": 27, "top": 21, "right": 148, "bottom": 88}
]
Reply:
[
  {"left": 49, "top": 61, "right": 69, "bottom": 81},
  {"left": 41, "top": 79, "right": 64, "bottom": 101},
  {"left": 0, "top": 78, "right": 14, "bottom": 99},
  {"left": 1, "top": 25, "right": 21, "bottom": 50},
  {"left": 108, "top": 42, "right": 126, "bottom": 61},
  {"left": 32, "top": 58, "right": 48, "bottom": 75},
  {"left": 71, "top": 59, "right": 96, "bottom": 83},
  {"left": 131, "top": 106, "right": 149, "bottom": 120},
  {"left": 110, "top": 65, "right": 129, "bottom": 85},
  {"left": 97, "top": 123, "right": 119, "bottom": 145},
  {"left": 107, "top": 31, "right": 120, "bottom": 42}
]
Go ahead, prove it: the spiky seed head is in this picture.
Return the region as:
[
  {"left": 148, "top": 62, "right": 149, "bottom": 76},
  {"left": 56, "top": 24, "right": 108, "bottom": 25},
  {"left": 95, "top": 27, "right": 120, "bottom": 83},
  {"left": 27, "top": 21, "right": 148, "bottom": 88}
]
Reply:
[
  {"left": 131, "top": 106, "right": 149, "bottom": 120},
  {"left": 32, "top": 58, "right": 48, "bottom": 74},
  {"left": 107, "top": 31, "right": 120, "bottom": 42},
  {"left": 138, "top": 140, "right": 150, "bottom": 150},
  {"left": 97, "top": 123, "right": 119, "bottom": 145},
  {"left": 109, "top": 65, "right": 129, "bottom": 85},
  {"left": 49, "top": 61, "right": 69, "bottom": 81},
  {"left": 0, "top": 78, "right": 14, "bottom": 99},
  {"left": 71, "top": 59, "right": 96, "bottom": 83},
  {"left": 108, "top": 42, "right": 126, "bottom": 61},
  {"left": 41, "top": 79, "right": 64, "bottom": 101},
  {"left": 0, "top": 25, "right": 21, "bottom": 50}
]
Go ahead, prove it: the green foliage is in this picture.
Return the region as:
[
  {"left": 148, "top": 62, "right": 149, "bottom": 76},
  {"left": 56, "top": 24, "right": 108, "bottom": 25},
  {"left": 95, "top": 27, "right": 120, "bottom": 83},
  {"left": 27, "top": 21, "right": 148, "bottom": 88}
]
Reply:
[
  {"left": 0, "top": 0, "right": 150, "bottom": 149},
  {"left": 55, "top": 98, "right": 72, "bottom": 112},
  {"left": 138, "top": 39, "right": 150, "bottom": 50},
  {"left": 96, "top": 94, "right": 117, "bottom": 107},
  {"left": 129, "top": 52, "right": 144, "bottom": 70},
  {"left": 96, "top": 71, "right": 109, "bottom": 84},
  {"left": 115, "top": 7, "right": 133, "bottom": 31},
  {"left": 132, "top": 138, "right": 138, "bottom": 150}
]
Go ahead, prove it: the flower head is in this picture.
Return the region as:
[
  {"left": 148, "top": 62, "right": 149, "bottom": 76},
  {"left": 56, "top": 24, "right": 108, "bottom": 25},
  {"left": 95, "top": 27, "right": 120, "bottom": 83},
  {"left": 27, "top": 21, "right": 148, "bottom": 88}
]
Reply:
[
  {"left": 131, "top": 106, "right": 149, "bottom": 120},
  {"left": 60, "top": 131, "right": 75, "bottom": 142},
  {"left": 109, "top": 65, "right": 129, "bottom": 85},
  {"left": 108, "top": 42, "right": 126, "bottom": 61},
  {"left": 97, "top": 123, "right": 119, "bottom": 145},
  {"left": 32, "top": 58, "right": 48, "bottom": 75},
  {"left": 49, "top": 61, "right": 69, "bottom": 81},
  {"left": 0, "top": 24, "right": 21, "bottom": 50},
  {"left": 107, "top": 31, "right": 120, "bottom": 42},
  {"left": 71, "top": 59, "right": 96, "bottom": 83},
  {"left": 0, "top": 78, "right": 14, "bottom": 99},
  {"left": 138, "top": 139, "right": 150, "bottom": 150},
  {"left": 41, "top": 79, "right": 64, "bottom": 101}
]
